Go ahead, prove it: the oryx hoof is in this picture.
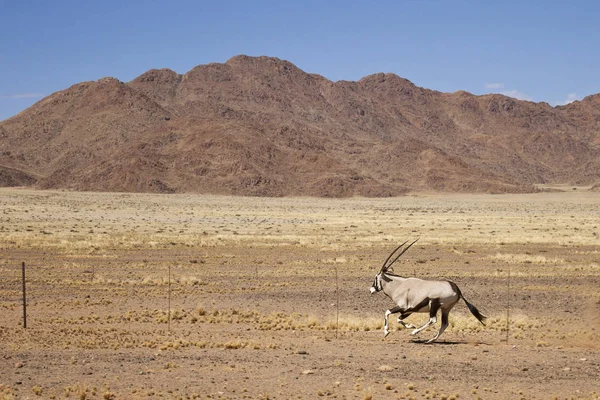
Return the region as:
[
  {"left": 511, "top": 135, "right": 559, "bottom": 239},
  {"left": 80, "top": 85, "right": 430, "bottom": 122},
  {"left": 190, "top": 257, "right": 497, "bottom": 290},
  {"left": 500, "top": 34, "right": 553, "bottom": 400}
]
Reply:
[
  {"left": 410, "top": 329, "right": 419, "bottom": 336},
  {"left": 384, "top": 330, "right": 390, "bottom": 338}
]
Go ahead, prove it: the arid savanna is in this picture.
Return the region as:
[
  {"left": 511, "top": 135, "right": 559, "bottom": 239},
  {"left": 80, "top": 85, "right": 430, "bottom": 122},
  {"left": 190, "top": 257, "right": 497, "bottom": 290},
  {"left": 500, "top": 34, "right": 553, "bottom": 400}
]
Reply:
[{"left": 1, "top": 188, "right": 599, "bottom": 399}]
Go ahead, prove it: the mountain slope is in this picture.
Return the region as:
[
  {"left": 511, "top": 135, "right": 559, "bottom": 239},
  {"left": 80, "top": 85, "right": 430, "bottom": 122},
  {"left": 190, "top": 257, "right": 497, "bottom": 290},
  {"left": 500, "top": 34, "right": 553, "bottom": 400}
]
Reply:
[{"left": 1, "top": 55, "right": 598, "bottom": 196}]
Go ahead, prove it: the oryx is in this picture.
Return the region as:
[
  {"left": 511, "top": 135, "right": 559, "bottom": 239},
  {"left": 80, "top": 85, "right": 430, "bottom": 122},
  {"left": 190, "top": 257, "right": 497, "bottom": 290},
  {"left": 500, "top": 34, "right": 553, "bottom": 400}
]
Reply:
[{"left": 370, "top": 239, "right": 486, "bottom": 343}]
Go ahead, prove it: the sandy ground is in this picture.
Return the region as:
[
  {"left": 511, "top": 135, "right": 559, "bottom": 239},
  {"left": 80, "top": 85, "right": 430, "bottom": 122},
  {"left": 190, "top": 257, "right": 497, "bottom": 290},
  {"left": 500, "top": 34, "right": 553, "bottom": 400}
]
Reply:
[{"left": 1, "top": 189, "right": 599, "bottom": 399}]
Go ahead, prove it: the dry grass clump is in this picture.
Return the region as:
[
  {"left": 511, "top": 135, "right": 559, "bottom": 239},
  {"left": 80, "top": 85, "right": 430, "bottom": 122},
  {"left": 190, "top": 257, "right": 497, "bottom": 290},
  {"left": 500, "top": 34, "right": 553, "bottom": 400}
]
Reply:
[
  {"left": 190, "top": 308, "right": 385, "bottom": 332},
  {"left": 449, "top": 312, "right": 540, "bottom": 333},
  {"left": 144, "top": 338, "right": 265, "bottom": 351},
  {"left": 489, "top": 253, "right": 565, "bottom": 264},
  {"left": 0, "top": 385, "right": 18, "bottom": 400},
  {"left": 325, "top": 315, "right": 383, "bottom": 332},
  {"left": 47, "top": 304, "right": 386, "bottom": 334},
  {"left": 63, "top": 384, "right": 95, "bottom": 399}
]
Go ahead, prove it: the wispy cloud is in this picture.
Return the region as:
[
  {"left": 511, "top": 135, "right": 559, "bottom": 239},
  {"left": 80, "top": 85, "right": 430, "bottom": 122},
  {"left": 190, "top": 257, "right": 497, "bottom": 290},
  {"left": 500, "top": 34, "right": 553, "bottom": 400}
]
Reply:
[
  {"left": 500, "top": 90, "right": 533, "bottom": 102},
  {"left": 485, "top": 82, "right": 505, "bottom": 89},
  {"left": 484, "top": 83, "right": 533, "bottom": 102},
  {"left": 0, "top": 93, "right": 45, "bottom": 99},
  {"left": 555, "top": 93, "right": 579, "bottom": 106}
]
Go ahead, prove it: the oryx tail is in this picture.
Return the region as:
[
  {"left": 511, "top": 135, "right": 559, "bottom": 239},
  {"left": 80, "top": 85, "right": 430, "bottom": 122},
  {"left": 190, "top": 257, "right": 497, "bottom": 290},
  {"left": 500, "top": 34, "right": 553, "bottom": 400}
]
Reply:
[{"left": 449, "top": 281, "right": 486, "bottom": 325}]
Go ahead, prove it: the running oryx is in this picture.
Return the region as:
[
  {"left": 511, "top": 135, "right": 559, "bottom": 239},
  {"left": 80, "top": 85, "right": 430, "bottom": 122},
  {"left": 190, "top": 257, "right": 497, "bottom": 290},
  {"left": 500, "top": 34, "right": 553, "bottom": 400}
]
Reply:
[{"left": 370, "top": 239, "right": 486, "bottom": 343}]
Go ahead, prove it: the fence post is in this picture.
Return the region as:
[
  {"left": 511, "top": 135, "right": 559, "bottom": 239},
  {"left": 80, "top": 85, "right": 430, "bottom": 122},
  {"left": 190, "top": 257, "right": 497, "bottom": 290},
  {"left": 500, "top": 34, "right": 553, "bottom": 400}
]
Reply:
[
  {"left": 22, "top": 262, "right": 27, "bottom": 329},
  {"left": 335, "top": 264, "right": 339, "bottom": 339},
  {"left": 168, "top": 264, "right": 171, "bottom": 333},
  {"left": 506, "top": 268, "right": 510, "bottom": 344}
]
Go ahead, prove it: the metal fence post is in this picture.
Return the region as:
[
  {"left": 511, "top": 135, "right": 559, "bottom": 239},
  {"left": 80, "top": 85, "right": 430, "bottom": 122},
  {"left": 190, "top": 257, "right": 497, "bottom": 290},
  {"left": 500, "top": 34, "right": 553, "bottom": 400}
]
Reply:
[{"left": 22, "top": 262, "right": 27, "bottom": 329}]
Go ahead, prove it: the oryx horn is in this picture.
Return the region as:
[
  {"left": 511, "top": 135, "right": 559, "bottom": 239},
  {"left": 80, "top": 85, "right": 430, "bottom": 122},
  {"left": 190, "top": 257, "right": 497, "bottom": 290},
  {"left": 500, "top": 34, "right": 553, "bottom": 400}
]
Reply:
[
  {"left": 380, "top": 240, "right": 409, "bottom": 273},
  {"left": 383, "top": 238, "right": 419, "bottom": 272}
]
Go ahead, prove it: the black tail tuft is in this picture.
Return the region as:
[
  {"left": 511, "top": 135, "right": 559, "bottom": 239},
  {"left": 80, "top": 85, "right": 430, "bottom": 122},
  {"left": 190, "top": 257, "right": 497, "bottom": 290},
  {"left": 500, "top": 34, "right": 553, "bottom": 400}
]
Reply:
[
  {"left": 448, "top": 281, "right": 486, "bottom": 325},
  {"left": 464, "top": 299, "right": 486, "bottom": 325}
]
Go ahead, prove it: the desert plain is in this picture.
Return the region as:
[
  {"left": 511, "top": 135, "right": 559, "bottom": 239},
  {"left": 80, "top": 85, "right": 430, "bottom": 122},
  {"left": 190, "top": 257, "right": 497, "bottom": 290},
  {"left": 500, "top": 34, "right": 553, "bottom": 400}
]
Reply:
[{"left": 0, "top": 188, "right": 599, "bottom": 399}]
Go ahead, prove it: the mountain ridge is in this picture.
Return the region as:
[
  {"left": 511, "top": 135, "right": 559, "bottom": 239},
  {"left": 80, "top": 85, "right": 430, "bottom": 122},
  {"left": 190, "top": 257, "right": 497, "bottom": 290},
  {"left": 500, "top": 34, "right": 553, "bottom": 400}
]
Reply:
[{"left": 1, "top": 55, "right": 598, "bottom": 196}]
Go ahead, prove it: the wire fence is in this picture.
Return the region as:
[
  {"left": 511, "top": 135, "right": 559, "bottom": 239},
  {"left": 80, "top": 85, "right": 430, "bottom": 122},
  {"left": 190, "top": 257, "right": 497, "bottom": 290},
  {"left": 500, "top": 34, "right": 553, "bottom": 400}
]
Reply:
[
  {"left": 1, "top": 259, "right": 201, "bottom": 332},
  {"left": 0, "top": 255, "right": 352, "bottom": 335}
]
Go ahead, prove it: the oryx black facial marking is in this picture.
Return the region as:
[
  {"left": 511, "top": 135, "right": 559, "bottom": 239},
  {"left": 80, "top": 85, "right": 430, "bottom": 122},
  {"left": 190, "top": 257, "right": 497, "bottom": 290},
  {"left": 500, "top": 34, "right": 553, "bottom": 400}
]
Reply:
[{"left": 370, "top": 239, "right": 486, "bottom": 343}]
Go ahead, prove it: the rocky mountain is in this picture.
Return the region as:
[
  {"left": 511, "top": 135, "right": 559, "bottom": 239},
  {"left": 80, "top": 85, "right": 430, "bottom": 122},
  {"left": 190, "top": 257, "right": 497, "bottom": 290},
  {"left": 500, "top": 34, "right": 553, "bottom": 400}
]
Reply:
[{"left": 1, "top": 55, "right": 599, "bottom": 196}]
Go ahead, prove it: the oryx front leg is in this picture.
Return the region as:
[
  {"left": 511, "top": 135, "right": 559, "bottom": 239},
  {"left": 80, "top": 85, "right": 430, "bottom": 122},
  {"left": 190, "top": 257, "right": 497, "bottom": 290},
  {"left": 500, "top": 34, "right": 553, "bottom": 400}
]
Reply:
[
  {"left": 410, "top": 299, "right": 440, "bottom": 337},
  {"left": 384, "top": 306, "right": 402, "bottom": 337}
]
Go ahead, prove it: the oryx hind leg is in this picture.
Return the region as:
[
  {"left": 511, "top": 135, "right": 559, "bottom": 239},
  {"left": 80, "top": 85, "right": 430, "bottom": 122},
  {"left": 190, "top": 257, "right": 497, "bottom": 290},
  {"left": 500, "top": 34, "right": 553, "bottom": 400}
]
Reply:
[
  {"left": 426, "top": 309, "right": 450, "bottom": 344},
  {"left": 411, "top": 299, "right": 440, "bottom": 337},
  {"left": 397, "top": 313, "right": 416, "bottom": 329}
]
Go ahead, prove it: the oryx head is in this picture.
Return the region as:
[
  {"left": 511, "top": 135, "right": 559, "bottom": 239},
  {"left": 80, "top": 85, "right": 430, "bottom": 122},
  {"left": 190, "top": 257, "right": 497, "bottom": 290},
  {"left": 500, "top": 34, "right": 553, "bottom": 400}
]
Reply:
[{"left": 370, "top": 239, "right": 419, "bottom": 294}]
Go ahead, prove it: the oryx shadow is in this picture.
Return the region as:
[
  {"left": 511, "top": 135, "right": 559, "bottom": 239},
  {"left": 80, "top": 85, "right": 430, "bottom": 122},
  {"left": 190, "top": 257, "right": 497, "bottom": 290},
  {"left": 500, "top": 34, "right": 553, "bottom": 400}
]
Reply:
[{"left": 409, "top": 339, "right": 491, "bottom": 346}]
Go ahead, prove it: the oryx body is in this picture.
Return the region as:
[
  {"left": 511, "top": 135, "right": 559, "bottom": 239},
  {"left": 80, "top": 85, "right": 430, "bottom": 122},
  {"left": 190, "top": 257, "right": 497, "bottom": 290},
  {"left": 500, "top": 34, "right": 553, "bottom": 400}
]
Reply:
[{"left": 370, "top": 240, "right": 486, "bottom": 343}]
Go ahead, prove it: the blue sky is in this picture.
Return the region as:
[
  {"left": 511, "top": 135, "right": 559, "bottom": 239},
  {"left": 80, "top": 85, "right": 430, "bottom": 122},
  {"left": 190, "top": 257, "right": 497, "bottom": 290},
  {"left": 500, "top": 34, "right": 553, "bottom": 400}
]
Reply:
[{"left": 1, "top": 0, "right": 599, "bottom": 121}]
